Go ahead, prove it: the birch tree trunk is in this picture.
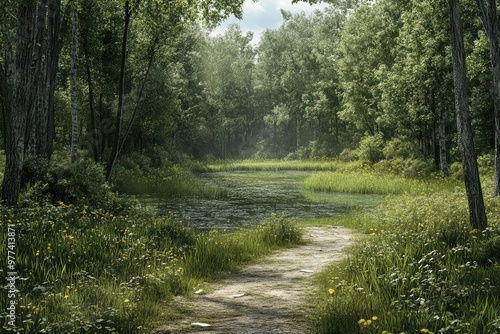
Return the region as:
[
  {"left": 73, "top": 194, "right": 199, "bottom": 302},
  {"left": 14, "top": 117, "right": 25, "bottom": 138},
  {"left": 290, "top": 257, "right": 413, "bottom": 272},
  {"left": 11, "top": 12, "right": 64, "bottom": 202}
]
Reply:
[
  {"left": 448, "top": 0, "right": 487, "bottom": 230},
  {"left": 69, "top": 4, "right": 78, "bottom": 163}
]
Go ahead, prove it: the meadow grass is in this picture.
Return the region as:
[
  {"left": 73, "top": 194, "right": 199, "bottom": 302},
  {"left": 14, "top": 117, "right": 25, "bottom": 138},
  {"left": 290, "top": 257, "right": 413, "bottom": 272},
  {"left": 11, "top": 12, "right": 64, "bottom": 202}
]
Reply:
[
  {"left": 183, "top": 213, "right": 303, "bottom": 280},
  {"left": 0, "top": 203, "right": 302, "bottom": 333},
  {"left": 196, "top": 159, "right": 362, "bottom": 173},
  {"left": 303, "top": 171, "right": 458, "bottom": 195},
  {"left": 113, "top": 165, "right": 228, "bottom": 198},
  {"left": 312, "top": 179, "right": 500, "bottom": 334}
]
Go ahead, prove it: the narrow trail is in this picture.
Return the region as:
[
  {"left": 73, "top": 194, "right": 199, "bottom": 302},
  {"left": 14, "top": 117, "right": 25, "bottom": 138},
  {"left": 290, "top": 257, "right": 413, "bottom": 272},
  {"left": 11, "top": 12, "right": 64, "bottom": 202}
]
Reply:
[{"left": 155, "top": 226, "right": 356, "bottom": 334}]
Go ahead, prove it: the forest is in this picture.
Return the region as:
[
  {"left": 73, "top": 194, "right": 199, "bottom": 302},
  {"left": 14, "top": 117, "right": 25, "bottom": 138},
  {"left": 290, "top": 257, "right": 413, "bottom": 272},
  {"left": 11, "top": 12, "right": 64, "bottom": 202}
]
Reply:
[
  {"left": 0, "top": 0, "right": 499, "bottom": 202},
  {"left": 1, "top": 0, "right": 500, "bottom": 333}
]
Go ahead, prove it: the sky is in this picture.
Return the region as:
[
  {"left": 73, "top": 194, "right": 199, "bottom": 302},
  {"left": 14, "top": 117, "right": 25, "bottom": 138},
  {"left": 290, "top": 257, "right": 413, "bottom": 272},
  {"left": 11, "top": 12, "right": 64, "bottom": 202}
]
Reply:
[{"left": 210, "top": 0, "right": 329, "bottom": 45}]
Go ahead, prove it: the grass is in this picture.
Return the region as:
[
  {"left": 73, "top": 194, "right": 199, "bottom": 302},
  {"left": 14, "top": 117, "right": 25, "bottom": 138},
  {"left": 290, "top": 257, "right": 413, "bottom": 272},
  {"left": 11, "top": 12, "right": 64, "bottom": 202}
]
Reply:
[
  {"left": 0, "top": 202, "right": 302, "bottom": 333},
  {"left": 113, "top": 165, "right": 228, "bottom": 198},
  {"left": 312, "top": 179, "right": 500, "bottom": 334},
  {"left": 303, "top": 171, "right": 458, "bottom": 195},
  {"left": 195, "top": 159, "right": 362, "bottom": 173}
]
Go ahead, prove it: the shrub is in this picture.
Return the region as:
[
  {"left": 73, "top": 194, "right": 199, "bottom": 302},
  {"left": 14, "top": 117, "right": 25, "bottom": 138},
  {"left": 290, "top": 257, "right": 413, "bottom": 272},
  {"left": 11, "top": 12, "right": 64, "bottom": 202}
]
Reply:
[
  {"left": 22, "top": 155, "right": 117, "bottom": 209},
  {"left": 382, "top": 137, "right": 422, "bottom": 160},
  {"left": 357, "top": 134, "right": 385, "bottom": 164},
  {"left": 260, "top": 213, "right": 302, "bottom": 247}
]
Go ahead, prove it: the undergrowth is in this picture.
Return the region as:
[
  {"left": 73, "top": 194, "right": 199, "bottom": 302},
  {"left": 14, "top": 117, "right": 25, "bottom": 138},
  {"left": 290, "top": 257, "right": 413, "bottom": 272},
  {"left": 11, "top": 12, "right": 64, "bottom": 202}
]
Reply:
[
  {"left": 313, "top": 180, "right": 500, "bottom": 334},
  {"left": 0, "top": 204, "right": 302, "bottom": 333}
]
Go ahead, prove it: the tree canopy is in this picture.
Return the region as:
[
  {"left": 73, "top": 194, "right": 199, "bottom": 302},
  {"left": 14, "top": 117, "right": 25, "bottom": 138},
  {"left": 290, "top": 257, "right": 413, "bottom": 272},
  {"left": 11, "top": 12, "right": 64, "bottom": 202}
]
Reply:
[{"left": 1, "top": 0, "right": 498, "bottom": 227}]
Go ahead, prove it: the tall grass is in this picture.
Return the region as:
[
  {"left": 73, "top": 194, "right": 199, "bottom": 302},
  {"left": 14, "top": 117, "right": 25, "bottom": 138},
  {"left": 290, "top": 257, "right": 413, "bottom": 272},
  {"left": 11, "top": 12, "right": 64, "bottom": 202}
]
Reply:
[
  {"left": 184, "top": 213, "right": 303, "bottom": 280},
  {"left": 313, "top": 182, "right": 500, "bottom": 334},
  {"left": 196, "top": 159, "right": 362, "bottom": 173},
  {"left": 0, "top": 203, "right": 302, "bottom": 333},
  {"left": 114, "top": 165, "right": 228, "bottom": 198},
  {"left": 303, "top": 171, "right": 457, "bottom": 195}
]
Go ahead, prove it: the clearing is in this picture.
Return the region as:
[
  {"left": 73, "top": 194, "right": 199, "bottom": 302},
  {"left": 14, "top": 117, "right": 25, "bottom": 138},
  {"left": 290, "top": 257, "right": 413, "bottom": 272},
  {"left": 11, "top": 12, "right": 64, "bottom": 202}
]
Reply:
[{"left": 154, "top": 225, "right": 355, "bottom": 334}]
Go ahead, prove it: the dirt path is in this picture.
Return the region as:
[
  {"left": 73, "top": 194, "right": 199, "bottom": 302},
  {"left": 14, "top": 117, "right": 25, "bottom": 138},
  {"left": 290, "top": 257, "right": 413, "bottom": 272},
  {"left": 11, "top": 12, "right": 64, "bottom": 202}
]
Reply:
[{"left": 155, "top": 226, "right": 355, "bottom": 334}]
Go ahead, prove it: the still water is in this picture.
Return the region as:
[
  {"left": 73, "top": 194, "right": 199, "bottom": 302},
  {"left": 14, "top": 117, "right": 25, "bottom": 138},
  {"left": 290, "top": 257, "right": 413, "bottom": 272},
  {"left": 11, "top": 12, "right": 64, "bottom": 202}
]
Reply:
[{"left": 138, "top": 171, "right": 382, "bottom": 230}]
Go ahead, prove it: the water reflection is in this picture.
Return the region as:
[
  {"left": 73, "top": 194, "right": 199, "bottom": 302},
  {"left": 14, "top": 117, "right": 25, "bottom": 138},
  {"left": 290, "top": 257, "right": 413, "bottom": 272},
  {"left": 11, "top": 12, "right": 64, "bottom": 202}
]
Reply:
[{"left": 137, "top": 171, "right": 381, "bottom": 230}]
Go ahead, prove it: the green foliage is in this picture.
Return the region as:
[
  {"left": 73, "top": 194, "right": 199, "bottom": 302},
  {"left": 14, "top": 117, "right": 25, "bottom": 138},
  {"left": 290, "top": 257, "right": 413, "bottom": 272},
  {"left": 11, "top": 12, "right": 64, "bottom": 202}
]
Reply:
[
  {"left": 259, "top": 213, "right": 303, "bottom": 247},
  {"left": 382, "top": 137, "right": 421, "bottom": 160},
  {"left": 0, "top": 201, "right": 301, "bottom": 332},
  {"left": 313, "top": 187, "right": 500, "bottom": 334},
  {"left": 357, "top": 134, "right": 385, "bottom": 164},
  {"left": 22, "top": 154, "right": 117, "bottom": 209},
  {"left": 0, "top": 205, "right": 195, "bottom": 332}
]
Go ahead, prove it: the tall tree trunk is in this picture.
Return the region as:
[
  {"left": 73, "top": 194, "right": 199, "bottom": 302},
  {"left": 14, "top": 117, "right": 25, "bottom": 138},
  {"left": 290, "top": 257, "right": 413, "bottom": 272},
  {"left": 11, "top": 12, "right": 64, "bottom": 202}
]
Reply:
[
  {"left": 30, "top": 0, "right": 48, "bottom": 157},
  {"left": 1, "top": 2, "right": 36, "bottom": 207},
  {"left": 476, "top": 0, "right": 500, "bottom": 196},
  {"left": 448, "top": 0, "right": 487, "bottom": 229},
  {"left": 439, "top": 107, "right": 450, "bottom": 178},
  {"left": 69, "top": 4, "right": 78, "bottom": 163},
  {"left": 43, "top": 0, "right": 61, "bottom": 160},
  {"left": 83, "top": 41, "right": 99, "bottom": 161},
  {"left": 118, "top": 38, "right": 157, "bottom": 156},
  {"left": 106, "top": 0, "right": 131, "bottom": 180}
]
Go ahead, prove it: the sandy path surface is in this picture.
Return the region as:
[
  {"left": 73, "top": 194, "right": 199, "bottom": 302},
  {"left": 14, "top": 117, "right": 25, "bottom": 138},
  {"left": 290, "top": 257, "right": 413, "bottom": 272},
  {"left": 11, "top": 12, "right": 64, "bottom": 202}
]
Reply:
[{"left": 155, "top": 226, "right": 355, "bottom": 334}]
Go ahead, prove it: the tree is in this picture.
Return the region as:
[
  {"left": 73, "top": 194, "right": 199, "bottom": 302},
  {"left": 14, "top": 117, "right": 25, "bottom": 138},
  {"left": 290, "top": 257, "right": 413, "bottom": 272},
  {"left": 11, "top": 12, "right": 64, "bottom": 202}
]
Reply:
[
  {"left": 70, "top": 0, "right": 79, "bottom": 163},
  {"left": 104, "top": 0, "right": 251, "bottom": 180},
  {"left": 336, "top": 1, "right": 405, "bottom": 138},
  {"left": 379, "top": 0, "right": 453, "bottom": 176},
  {"left": 475, "top": 0, "right": 500, "bottom": 196},
  {"left": 0, "top": 1, "right": 37, "bottom": 207},
  {"left": 448, "top": 0, "right": 487, "bottom": 229}
]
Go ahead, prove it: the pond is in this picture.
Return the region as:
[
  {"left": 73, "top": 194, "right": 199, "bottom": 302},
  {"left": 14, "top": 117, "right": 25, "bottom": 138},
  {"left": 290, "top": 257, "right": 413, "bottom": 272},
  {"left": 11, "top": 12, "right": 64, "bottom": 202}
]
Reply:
[{"left": 137, "top": 171, "right": 383, "bottom": 230}]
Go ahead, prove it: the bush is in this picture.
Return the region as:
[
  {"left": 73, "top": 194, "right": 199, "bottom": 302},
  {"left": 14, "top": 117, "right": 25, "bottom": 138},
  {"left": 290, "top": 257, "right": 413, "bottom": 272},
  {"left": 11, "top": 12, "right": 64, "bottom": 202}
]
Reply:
[
  {"left": 260, "top": 213, "right": 303, "bottom": 247},
  {"left": 383, "top": 137, "right": 422, "bottom": 160},
  {"left": 22, "top": 154, "right": 118, "bottom": 209},
  {"left": 477, "top": 154, "right": 495, "bottom": 176},
  {"left": 357, "top": 134, "right": 385, "bottom": 164}
]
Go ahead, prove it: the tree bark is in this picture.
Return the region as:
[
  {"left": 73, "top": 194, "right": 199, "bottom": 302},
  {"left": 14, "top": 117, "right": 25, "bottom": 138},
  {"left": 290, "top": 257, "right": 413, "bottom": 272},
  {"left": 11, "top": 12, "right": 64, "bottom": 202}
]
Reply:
[
  {"left": 106, "top": 0, "right": 131, "bottom": 180},
  {"left": 70, "top": 4, "right": 79, "bottom": 163},
  {"left": 30, "top": 0, "right": 48, "bottom": 157},
  {"left": 1, "top": 2, "right": 36, "bottom": 207},
  {"left": 43, "top": 0, "right": 61, "bottom": 160},
  {"left": 439, "top": 107, "right": 450, "bottom": 178},
  {"left": 448, "top": 0, "right": 487, "bottom": 229},
  {"left": 476, "top": 0, "right": 500, "bottom": 196},
  {"left": 83, "top": 39, "right": 99, "bottom": 161}
]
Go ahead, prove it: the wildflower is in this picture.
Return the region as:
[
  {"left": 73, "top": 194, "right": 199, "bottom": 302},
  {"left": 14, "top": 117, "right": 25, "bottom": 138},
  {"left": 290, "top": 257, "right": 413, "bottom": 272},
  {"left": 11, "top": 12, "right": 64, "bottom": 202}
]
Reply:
[
  {"left": 328, "top": 288, "right": 335, "bottom": 295},
  {"left": 372, "top": 316, "right": 378, "bottom": 321},
  {"left": 364, "top": 320, "right": 372, "bottom": 326},
  {"left": 124, "top": 299, "right": 130, "bottom": 303},
  {"left": 358, "top": 319, "right": 365, "bottom": 325}
]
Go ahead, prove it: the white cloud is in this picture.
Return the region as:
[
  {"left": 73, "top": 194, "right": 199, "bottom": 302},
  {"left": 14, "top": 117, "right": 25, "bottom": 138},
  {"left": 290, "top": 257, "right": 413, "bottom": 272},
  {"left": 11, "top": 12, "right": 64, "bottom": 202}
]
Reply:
[
  {"left": 243, "top": 1, "right": 266, "bottom": 14},
  {"left": 211, "top": 0, "right": 329, "bottom": 45}
]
